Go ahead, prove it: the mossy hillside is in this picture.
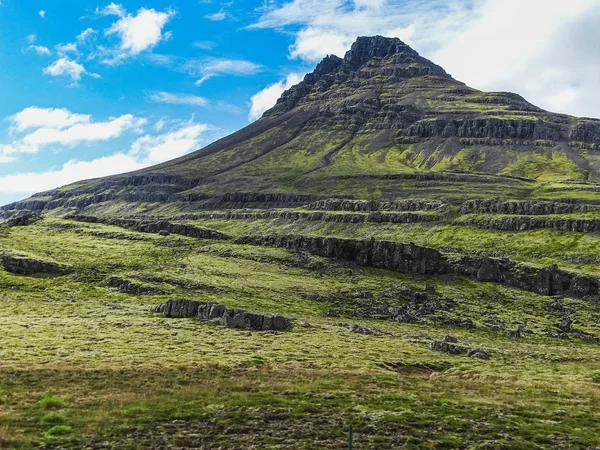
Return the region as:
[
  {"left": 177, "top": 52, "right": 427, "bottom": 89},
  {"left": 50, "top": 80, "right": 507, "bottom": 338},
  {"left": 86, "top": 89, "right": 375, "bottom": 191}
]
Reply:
[
  {"left": 184, "top": 216, "right": 600, "bottom": 276},
  {"left": 2, "top": 218, "right": 600, "bottom": 447}
]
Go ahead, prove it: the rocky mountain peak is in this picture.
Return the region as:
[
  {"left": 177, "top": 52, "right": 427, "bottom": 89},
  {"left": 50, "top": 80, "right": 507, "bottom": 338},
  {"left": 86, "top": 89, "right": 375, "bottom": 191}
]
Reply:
[
  {"left": 264, "top": 35, "right": 451, "bottom": 118},
  {"left": 344, "top": 35, "right": 411, "bottom": 67}
]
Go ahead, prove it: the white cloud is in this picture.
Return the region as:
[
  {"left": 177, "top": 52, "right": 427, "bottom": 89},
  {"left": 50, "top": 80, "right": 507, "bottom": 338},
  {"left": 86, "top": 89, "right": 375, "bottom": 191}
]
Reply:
[
  {"left": 1, "top": 107, "right": 146, "bottom": 159},
  {"left": 0, "top": 154, "right": 146, "bottom": 195},
  {"left": 129, "top": 122, "right": 208, "bottom": 164},
  {"left": 77, "top": 28, "right": 97, "bottom": 43},
  {"left": 9, "top": 107, "right": 91, "bottom": 132},
  {"left": 249, "top": 73, "right": 304, "bottom": 121},
  {"left": 192, "top": 58, "right": 261, "bottom": 85},
  {"left": 26, "top": 34, "right": 37, "bottom": 44},
  {"left": 432, "top": 0, "right": 600, "bottom": 117},
  {"left": 28, "top": 45, "right": 51, "bottom": 56},
  {"left": 96, "top": 3, "right": 126, "bottom": 18},
  {"left": 43, "top": 57, "right": 87, "bottom": 82},
  {"left": 103, "top": 5, "right": 175, "bottom": 64},
  {"left": 353, "top": 0, "right": 387, "bottom": 8},
  {"left": 55, "top": 42, "right": 78, "bottom": 55},
  {"left": 39, "top": 10, "right": 46, "bottom": 19},
  {"left": 21, "top": 115, "right": 146, "bottom": 149},
  {"left": 192, "top": 40, "right": 216, "bottom": 50},
  {"left": 149, "top": 92, "right": 208, "bottom": 107},
  {"left": 205, "top": 11, "right": 227, "bottom": 21},
  {"left": 251, "top": 0, "right": 600, "bottom": 118},
  {"left": 0, "top": 122, "right": 208, "bottom": 198}
]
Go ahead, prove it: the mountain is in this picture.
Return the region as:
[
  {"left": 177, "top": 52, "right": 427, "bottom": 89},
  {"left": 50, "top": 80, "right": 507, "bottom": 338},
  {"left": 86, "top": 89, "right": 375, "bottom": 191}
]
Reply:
[
  {"left": 5, "top": 36, "right": 600, "bottom": 448},
  {"left": 3, "top": 35, "right": 600, "bottom": 217}
]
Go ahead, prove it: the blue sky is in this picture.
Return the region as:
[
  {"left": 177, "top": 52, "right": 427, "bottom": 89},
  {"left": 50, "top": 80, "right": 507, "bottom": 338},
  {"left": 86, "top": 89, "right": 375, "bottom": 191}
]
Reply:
[{"left": 1, "top": 0, "right": 599, "bottom": 205}]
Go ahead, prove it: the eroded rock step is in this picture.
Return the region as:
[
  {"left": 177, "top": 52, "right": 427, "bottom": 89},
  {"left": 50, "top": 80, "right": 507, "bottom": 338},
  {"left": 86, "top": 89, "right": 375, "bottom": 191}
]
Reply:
[
  {"left": 1, "top": 255, "right": 71, "bottom": 276},
  {"left": 330, "top": 171, "right": 531, "bottom": 184},
  {"left": 234, "top": 234, "right": 600, "bottom": 300},
  {"left": 60, "top": 216, "right": 600, "bottom": 299},
  {"left": 170, "top": 210, "right": 440, "bottom": 225},
  {"left": 461, "top": 198, "right": 600, "bottom": 215},
  {"left": 67, "top": 215, "right": 230, "bottom": 240},
  {"left": 302, "top": 198, "right": 446, "bottom": 212},
  {"left": 461, "top": 216, "right": 600, "bottom": 233}
]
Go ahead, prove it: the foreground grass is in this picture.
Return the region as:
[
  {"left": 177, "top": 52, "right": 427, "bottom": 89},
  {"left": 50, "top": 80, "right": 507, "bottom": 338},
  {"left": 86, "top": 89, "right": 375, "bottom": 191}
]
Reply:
[{"left": 1, "top": 219, "right": 600, "bottom": 448}]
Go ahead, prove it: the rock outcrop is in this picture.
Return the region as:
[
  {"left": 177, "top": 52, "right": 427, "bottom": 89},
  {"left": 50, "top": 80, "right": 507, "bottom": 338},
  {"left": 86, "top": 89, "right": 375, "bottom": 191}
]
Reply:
[
  {"left": 461, "top": 199, "right": 600, "bottom": 215},
  {"left": 303, "top": 198, "right": 446, "bottom": 212},
  {"left": 5, "top": 213, "right": 42, "bottom": 227},
  {"left": 235, "top": 234, "right": 600, "bottom": 299},
  {"left": 234, "top": 235, "right": 449, "bottom": 276},
  {"left": 461, "top": 216, "right": 600, "bottom": 233},
  {"left": 453, "top": 254, "right": 599, "bottom": 298},
  {"left": 156, "top": 299, "right": 292, "bottom": 331},
  {"left": 180, "top": 193, "right": 324, "bottom": 208},
  {"left": 429, "top": 339, "right": 491, "bottom": 359},
  {"left": 68, "top": 216, "right": 229, "bottom": 240},
  {"left": 1, "top": 255, "right": 71, "bottom": 276},
  {"left": 172, "top": 210, "right": 439, "bottom": 225},
  {"left": 103, "top": 277, "right": 167, "bottom": 295}
]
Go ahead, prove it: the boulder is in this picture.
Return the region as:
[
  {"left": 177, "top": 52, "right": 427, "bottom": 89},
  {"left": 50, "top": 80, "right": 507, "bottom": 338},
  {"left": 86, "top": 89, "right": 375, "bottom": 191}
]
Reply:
[
  {"left": 558, "top": 317, "right": 573, "bottom": 333},
  {"left": 428, "top": 340, "right": 467, "bottom": 355},
  {"left": 156, "top": 299, "right": 292, "bottom": 331},
  {"left": 347, "top": 323, "right": 376, "bottom": 335},
  {"left": 468, "top": 349, "right": 491, "bottom": 360}
]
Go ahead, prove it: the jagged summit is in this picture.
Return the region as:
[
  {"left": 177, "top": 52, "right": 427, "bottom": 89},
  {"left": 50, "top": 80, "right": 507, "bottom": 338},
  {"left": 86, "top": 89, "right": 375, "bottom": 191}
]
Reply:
[
  {"left": 2, "top": 35, "right": 600, "bottom": 217},
  {"left": 266, "top": 35, "right": 450, "bottom": 117}
]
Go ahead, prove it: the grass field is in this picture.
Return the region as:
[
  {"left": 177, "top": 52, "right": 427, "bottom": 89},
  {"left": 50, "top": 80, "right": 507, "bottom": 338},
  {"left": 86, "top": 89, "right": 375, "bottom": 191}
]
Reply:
[{"left": 1, "top": 218, "right": 600, "bottom": 448}]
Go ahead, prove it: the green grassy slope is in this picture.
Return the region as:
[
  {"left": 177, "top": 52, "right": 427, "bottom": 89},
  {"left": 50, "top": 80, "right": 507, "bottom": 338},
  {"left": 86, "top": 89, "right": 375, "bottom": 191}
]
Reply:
[{"left": 1, "top": 218, "right": 600, "bottom": 448}]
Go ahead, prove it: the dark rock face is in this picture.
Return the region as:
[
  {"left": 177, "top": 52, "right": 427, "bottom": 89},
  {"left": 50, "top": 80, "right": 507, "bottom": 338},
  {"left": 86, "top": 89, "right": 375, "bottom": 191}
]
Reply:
[
  {"left": 156, "top": 299, "right": 292, "bottom": 331},
  {"left": 570, "top": 121, "right": 600, "bottom": 142},
  {"left": 461, "top": 216, "right": 600, "bottom": 233},
  {"left": 161, "top": 299, "right": 200, "bottom": 318},
  {"left": 453, "top": 254, "right": 600, "bottom": 299},
  {"left": 234, "top": 235, "right": 449, "bottom": 276},
  {"left": 461, "top": 198, "right": 600, "bottom": 215},
  {"left": 181, "top": 193, "right": 324, "bottom": 208},
  {"left": 173, "top": 210, "right": 439, "bottom": 225},
  {"left": 103, "top": 277, "right": 167, "bottom": 296},
  {"left": 68, "top": 216, "right": 229, "bottom": 240},
  {"left": 236, "top": 234, "right": 600, "bottom": 300},
  {"left": 5, "top": 213, "right": 42, "bottom": 227},
  {"left": 1, "top": 255, "right": 71, "bottom": 276},
  {"left": 267, "top": 36, "right": 450, "bottom": 118},
  {"left": 404, "top": 117, "right": 562, "bottom": 140},
  {"left": 217, "top": 308, "right": 291, "bottom": 331},
  {"left": 303, "top": 198, "right": 446, "bottom": 212}
]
